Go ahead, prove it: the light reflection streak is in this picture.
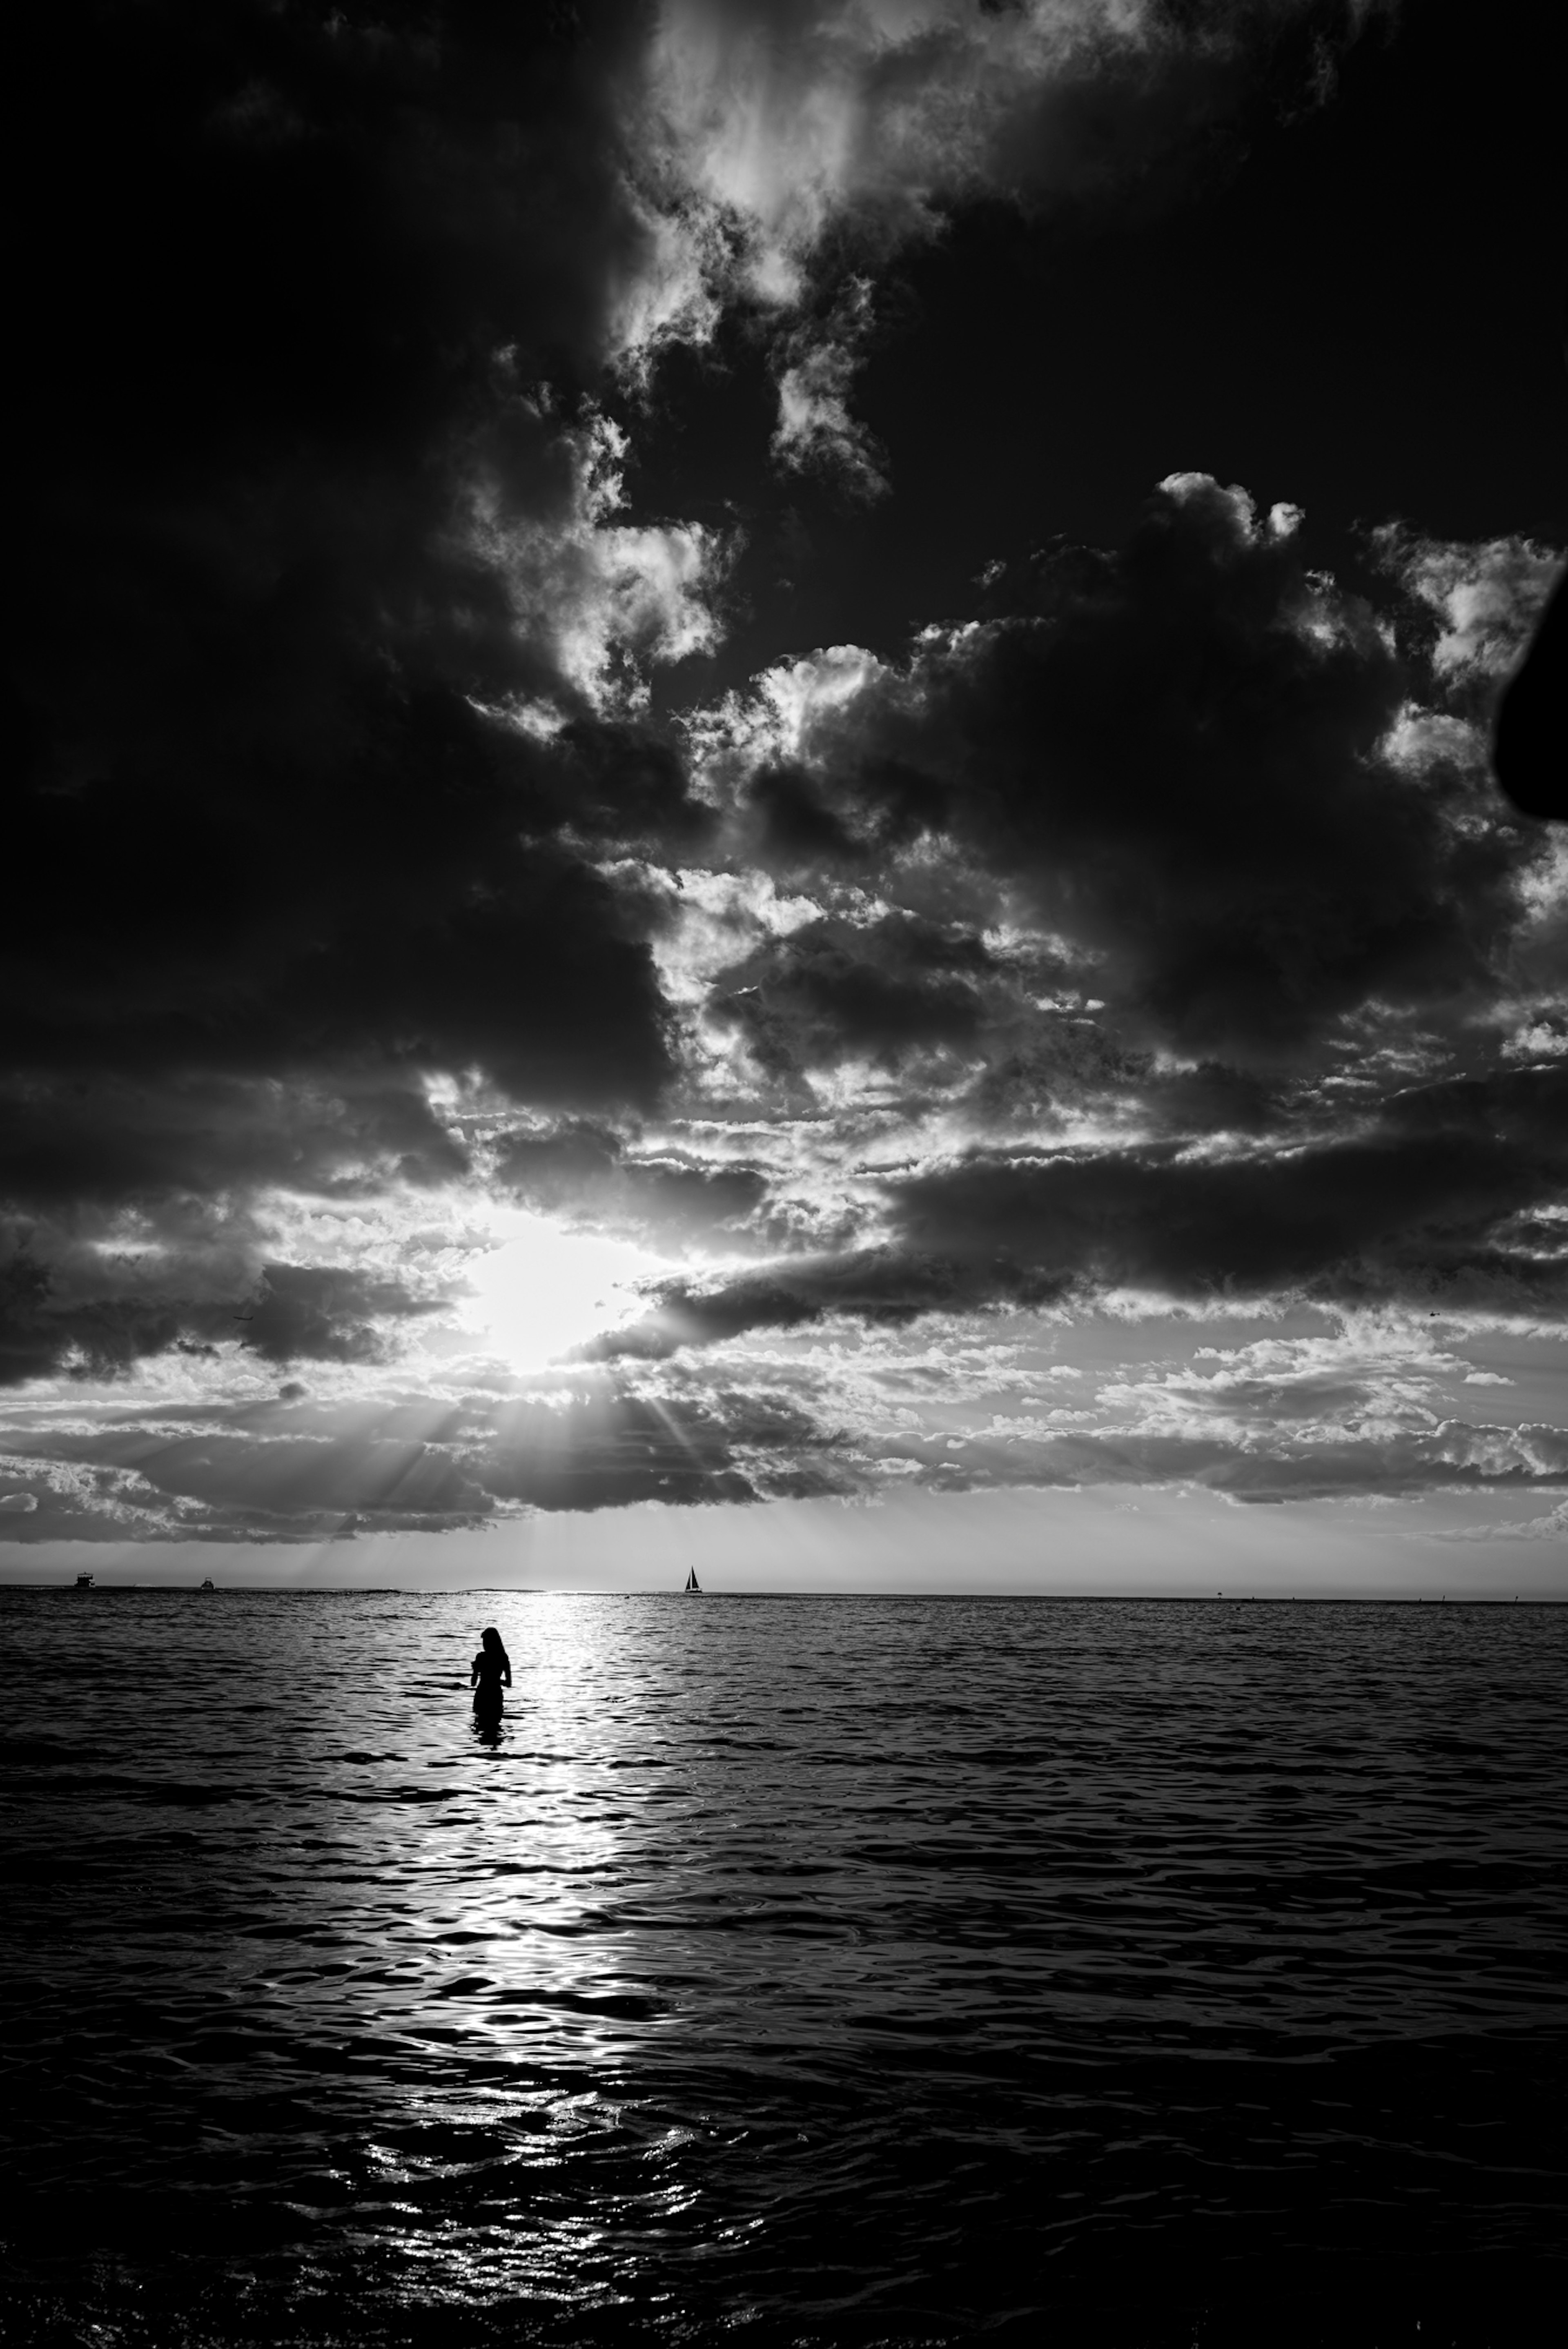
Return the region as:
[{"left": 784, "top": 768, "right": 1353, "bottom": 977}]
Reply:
[{"left": 281, "top": 1591, "right": 702, "bottom": 2315}]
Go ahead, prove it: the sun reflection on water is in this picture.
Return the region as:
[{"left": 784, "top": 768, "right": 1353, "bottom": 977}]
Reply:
[{"left": 285, "top": 1592, "right": 716, "bottom": 2320}]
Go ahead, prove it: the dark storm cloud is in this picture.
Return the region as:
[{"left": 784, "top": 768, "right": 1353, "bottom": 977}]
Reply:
[
  {"left": 8, "top": 1, "right": 705, "bottom": 1124},
  {"left": 128, "top": 1428, "right": 487, "bottom": 1525},
  {"left": 493, "top": 1123, "right": 768, "bottom": 1238},
  {"left": 0, "top": 1246, "right": 240, "bottom": 1391},
  {"left": 708, "top": 914, "right": 992, "bottom": 1075},
  {"left": 745, "top": 764, "right": 875, "bottom": 873},
  {"left": 892, "top": 1104, "right": 1568, "bottom": 1314},
  {"left": 0, "top": 1247, "right": 445, "bottom": 1389},
  {"left": 4, "top": 5, "right": 1562, "bottom": 1550},
  {"left": 582, "top": 1248, "right": 1074, "bottom": 1361},
  {"left": 236, "top": 1264, "right": 446, "bottom": 1367},
  {"left": 733, "top": 479, "right": 1523, "bottom": 1064},
  {"left": 0, "top": 1415, "right": 494, "bottom": 1544},
  {"left": 578, "top": 1062, "right": 1568, "bottom": 1358},
  {"left": 6, "top": 634, "right": 687, "bottom": 1107},
  {"left": 1136, "top": 1061, "right": 1284, "bottom": 1140},
  {"left": 0, "top": 1064, "right": 473, "bottom": 1392},
  {"left": 2, "top": 1, "right": 737, "bottom": 1414},
  {"left": 630, "top": 0, "right": 1394, "bottom": 485},
  {"left": 16, "top": 2, "right": 648, "bottom": 450},
  {"left": 14, "top": 0, "right": 648, "bottom": 737},
  {"left": 472, "top": 1383, "right": 833, "bottom": 1509},
  {"left": 0, "top": 1077, "right": 469, "bottom": 1211},
  {"left": 0, "top": 1376, "right": 842, "bottom": 1539}
]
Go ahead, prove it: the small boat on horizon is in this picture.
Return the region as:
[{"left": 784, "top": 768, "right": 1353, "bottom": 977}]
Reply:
[
  {"left": 200, "top": 1578, "right": 215, "bottom": 1590},
  {"left": 684, "top": 1567, "right": 701, "bottom": 1592},
  {"left": 74, "top": 1573, "right": 94, "bottom": 1590}
]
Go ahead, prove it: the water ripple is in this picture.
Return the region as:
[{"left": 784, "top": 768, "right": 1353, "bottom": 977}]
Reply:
[{"left": 2, "top": 1590, "right": 1566, "bottom": 2342}]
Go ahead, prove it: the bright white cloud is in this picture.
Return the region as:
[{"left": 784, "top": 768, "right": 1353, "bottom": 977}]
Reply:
[
  {"left": 462, "top": 405, "right": 731, "bottom": 712},
  {"left": 1378, "top": 526, "right": 1563, "bottom": 682}
]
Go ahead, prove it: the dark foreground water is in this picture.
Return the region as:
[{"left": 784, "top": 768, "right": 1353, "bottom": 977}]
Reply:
[{"left": 2, "top": 1590, "right": 1565, "bottom": 2348}]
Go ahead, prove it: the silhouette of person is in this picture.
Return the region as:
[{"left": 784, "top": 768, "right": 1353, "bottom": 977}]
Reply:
[{"left": 471, "top": 1625, "right": 512, "bottom": 1723}]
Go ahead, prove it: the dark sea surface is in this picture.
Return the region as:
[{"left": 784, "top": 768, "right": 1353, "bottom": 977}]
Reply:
[{"left": 2, "top": 1589, "right": 1565, "bottom": 2347}]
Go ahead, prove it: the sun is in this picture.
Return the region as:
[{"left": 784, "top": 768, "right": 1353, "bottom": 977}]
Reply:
[{"left": 461, "top": 1207, "right": 662, "bottom": 1370}]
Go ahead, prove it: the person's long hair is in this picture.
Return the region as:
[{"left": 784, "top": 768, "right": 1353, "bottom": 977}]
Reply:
[{"left": 479, "top": 1625, "right": 511, "bottom": 1673}]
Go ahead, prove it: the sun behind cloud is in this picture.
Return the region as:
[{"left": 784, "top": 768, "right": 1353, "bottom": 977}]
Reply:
[{"left": 459, "top": 1209, "right": 667, "bottom": 1371}]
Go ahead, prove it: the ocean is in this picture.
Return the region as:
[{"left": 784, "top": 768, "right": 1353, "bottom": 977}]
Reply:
[{"left": 2, "top": 1588, "right": 1564, "bottom": 2346}]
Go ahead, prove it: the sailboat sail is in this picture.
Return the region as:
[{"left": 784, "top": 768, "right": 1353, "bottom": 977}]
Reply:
[{"left": 684, "top": 1567, "right": 701, "bottom": 1592}]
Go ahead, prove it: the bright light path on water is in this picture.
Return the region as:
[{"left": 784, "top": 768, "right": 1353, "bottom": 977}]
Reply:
[{"left": 462, "top": 1209, "right": 662, "bottom": 1369}]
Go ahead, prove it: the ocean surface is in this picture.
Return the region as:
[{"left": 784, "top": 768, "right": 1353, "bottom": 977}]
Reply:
[{"left": 2, "top": 1589, "right": 1565, "bottom": 2347}]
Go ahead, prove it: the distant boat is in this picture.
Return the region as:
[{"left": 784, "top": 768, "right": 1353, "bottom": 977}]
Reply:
[
  {"left": 684, "top": 1567, "right": 701, "bottom": 1592},
  {"left": 200, "top": 1578, "right": 215, "bottom": 1590},
  {"left": 74, "top": 1573, "right": 94, "bottom": 1589}
]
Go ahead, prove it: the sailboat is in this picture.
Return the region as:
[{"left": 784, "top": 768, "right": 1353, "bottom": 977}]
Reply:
[{"left": 684, "top": 1567, "right": 701, "bottom": 1592}]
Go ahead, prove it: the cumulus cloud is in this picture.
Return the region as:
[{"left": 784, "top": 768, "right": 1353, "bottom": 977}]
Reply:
[
  {"left": 769, "top": 279, "right": 887, "bottom": 491},
  {"left": 548, "top": 480, "right": 1568, "bottom": 1450},
  {"left": 698, "top": 474, "right": 1544, "bottom": 1069},
  {"left": 614, "top": 0, "right": 1387, "bottom": 470},
  {"left": 461, "top": 403, "right": 732, "bottom": 711},
  {"left": 621, "top": 0, "right": 1385, "bottom": 323},
  {"left": 9, "top": 0, "right": 1560, "bottom": 1557},
  {"left": 1378, "top": 526, "right": 1562, "bottom": 688},
  {"left": 7, "top": 27, "right": 1566, "bottom": 1578},
  {"left": 1374, "top": 528, "right": 1568, "bottom": 828}
]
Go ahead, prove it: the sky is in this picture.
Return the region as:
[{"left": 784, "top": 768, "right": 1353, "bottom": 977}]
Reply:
[{"left": 4, "top": 0, "right": 1566, "bottom": 1592}]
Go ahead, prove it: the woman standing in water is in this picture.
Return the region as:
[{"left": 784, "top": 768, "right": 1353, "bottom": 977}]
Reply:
[{"left": 470, "top": 1625, "right": 512, "bottom": 1723}]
